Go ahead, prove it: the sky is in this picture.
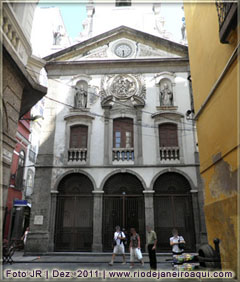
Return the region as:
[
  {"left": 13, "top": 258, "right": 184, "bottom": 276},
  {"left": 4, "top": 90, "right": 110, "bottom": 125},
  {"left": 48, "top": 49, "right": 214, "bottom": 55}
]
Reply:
[
  {"left": 38, "top": 2, "right": 87, "bottom": 39},
  {"left": 38, "top": 2, "right": 184, "bottom": 42},
  {"left": 161, "top": 3, "right": 185, "bottom": 42}
]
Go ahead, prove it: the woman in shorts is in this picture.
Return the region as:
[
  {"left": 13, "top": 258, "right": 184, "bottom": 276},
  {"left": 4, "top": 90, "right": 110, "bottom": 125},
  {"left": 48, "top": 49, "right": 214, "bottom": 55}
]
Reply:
[{"left": 129, "top": 227, "right": 144, "bottom": 269}]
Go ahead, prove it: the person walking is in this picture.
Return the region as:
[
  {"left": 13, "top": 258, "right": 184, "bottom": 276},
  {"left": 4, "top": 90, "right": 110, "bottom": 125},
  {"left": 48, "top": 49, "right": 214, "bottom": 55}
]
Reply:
[
  {"left": 170, "top": 228, "right": 185, "bottom": 255},
  {"left": 21, "top": 227, "right": 29, "bottom": 246},
  {"left": 146, "top": 226, "right": 157, "bottom": 270},
  {"left": 109, "top": 226, "right": 126, "bottom": 266},
  {"left": 129, "top": 227, "right": 144, "bottom": 269}
]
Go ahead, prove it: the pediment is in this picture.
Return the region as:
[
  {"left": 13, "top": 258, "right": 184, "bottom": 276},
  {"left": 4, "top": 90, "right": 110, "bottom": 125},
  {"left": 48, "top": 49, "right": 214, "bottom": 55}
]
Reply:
[{"left": 44, "top": 26, "right": 188, "bottom": 62}]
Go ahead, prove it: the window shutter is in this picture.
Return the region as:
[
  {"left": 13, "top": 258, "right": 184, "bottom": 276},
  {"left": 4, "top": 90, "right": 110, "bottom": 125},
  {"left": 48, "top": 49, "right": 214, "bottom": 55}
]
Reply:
[
  {"left": 70, "top": 125, "right": 88, "bottom": 148},
  {"left": 159, "top": 124, "right": 178, "bottom": 147}
]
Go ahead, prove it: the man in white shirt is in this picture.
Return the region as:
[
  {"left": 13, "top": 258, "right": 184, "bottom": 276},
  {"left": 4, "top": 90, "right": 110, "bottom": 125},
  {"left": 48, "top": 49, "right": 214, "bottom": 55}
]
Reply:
[
  {"left": 109, "top": 226, "right": 126, "bottom": 266},
  {"left": 170, "top": 228, "right": 185, "bottom": 255}
]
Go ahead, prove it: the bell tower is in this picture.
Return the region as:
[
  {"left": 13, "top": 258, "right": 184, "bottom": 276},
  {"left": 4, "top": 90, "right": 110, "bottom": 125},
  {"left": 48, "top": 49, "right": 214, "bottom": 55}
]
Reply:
[{"left": 76, "top": 2, "right": 172, "bottom": 42}]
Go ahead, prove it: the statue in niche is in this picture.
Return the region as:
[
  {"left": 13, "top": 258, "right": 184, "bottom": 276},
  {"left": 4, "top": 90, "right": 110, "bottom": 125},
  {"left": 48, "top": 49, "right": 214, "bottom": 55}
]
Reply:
[
  {"left": 160, "top": 83, "right": 173, "bottom": 106},
  {"left": 74, "top": 84, "right": 88, "bottom": 108}
]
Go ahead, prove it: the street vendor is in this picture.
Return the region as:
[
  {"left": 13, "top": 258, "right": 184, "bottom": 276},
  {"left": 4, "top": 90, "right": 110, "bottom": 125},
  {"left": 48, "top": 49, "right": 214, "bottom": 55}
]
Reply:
[{"left": 170, "top": 228, "right": 185, "bottom": 255}]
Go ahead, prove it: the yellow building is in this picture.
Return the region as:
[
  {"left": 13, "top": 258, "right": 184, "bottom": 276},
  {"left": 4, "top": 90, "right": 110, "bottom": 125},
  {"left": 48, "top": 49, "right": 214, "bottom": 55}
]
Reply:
[{"left": 184, "top": 1, "right": 239, "bottom": 276}]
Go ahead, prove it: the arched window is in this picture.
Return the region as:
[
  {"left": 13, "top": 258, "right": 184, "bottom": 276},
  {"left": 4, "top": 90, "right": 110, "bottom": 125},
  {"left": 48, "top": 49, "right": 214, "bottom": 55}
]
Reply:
[
  {"left": 16, "top": 150, "right": 25, "bottom": 189},
  {"left": 26, "top": 169, "right": 34, "bottom": 188},
  {"left": 69, "top": 125, "right": 88, "bottom": 148},
  {"left": 159, "top": 123, "right": 178, "bottom": 147}
]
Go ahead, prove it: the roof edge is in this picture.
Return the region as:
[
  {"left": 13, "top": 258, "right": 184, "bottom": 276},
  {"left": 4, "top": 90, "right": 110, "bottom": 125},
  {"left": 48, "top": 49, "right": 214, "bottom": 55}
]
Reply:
[{"left": 44, "top": 25, "right": 188, "bottom": 62}]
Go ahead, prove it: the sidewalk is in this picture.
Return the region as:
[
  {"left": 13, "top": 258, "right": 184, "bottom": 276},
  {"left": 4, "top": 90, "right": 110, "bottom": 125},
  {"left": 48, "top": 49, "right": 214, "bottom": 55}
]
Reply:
[{"left": 12, "top": 251, "right": 173, "bottom": 264}]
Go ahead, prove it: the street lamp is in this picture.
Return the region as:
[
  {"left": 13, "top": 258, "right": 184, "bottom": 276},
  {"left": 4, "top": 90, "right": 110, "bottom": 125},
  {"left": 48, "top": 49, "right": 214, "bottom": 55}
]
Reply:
[
  {"left": 20, "top": 115, "right": 44, "bottom": 122},
  {"left": 186, "top": 109, "right": 195, "bottom": 120}
]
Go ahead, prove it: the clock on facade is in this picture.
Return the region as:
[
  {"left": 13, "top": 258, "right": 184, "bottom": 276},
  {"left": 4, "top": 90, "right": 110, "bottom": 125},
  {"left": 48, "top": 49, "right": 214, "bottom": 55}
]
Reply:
[{"left": 114, "top": 43, "right": 133, "bottom": 58}]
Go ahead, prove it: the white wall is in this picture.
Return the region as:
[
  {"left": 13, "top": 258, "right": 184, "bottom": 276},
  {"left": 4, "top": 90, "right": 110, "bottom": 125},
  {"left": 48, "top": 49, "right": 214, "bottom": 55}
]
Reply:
[
  {"left": 31, "top": 7, "right": 72, "bottom": 58},
  {"left": 49, "top": 71, "right": 196, "bottom": 168}
]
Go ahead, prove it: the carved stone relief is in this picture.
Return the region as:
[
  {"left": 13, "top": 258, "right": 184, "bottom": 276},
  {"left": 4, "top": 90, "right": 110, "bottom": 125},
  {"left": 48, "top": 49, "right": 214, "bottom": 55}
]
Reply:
[{"left": 100, "top": 74, "right": 146, "bottom": 102}]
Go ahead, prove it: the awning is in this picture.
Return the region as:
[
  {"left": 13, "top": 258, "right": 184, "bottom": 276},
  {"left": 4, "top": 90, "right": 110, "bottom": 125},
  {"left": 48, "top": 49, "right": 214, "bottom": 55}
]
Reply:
[{"left": 13, "top": 200, "right": 31, "bottom": 208}]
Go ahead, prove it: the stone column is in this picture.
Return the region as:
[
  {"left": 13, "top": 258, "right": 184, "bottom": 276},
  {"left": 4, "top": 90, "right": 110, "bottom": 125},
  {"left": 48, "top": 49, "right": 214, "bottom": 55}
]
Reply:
[
  {"left": 191, "top": 190, "right": 201, "bottom": 250},
  {"left": 92, "top": 190, "right": 104, "bottom": 252},
  {"left": 103, "top": 109, "right": 110, "bottom": 165},
  {"left": 136, "top": 109, "right": 143, "bottom": 165},
  {"left": 143, "top": 190, "right": 155, "bottom": 252},
  {"left": 25, "top": 97, "right": 56, "bottom": 255},
  {"left": 48, "top": 191, "right": 59, "bottom": 252}
]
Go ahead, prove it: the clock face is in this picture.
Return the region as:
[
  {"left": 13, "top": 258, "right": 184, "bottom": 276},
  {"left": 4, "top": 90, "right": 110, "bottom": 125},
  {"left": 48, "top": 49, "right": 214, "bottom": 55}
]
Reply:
[{"left": 114, "top": 44, "right": 132, "bottom": 58}]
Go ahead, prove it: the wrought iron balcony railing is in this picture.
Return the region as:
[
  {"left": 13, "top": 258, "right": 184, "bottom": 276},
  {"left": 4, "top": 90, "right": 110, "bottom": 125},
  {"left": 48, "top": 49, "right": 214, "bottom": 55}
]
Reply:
[{"left": 216, "top": 1, "right": 238, "bottom": 43}]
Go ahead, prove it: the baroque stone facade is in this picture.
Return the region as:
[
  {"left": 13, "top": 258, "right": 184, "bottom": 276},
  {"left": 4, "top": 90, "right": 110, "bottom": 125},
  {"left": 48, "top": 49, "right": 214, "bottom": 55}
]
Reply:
[{"left": 26, "top": 25, "right": 207, "bottom": 254}]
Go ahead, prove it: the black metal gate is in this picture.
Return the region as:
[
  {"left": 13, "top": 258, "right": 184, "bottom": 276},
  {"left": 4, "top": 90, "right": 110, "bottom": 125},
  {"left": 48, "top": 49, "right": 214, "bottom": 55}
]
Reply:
[
  {"left": 153, "top": 172, "right": 196, "bottom": 252},
  {"left": 54, "top": 173, "right": 93, "bottom": 251},
  {"left": 55, "top": 195, "right": 93, "bottom": 251},
  {"left": 103, "top": 195, "right": 145, "bottom": 251},
  {"left": 154, "top": 194, "right": 195, "bottom": 251}
]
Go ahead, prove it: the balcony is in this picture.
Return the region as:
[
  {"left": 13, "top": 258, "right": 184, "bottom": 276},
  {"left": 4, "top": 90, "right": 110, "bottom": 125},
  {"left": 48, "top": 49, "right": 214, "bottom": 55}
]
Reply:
[
  {"left": 160, "top": 146, "right": 180, "bottom": 163},
  {"left": 112, "top": 148, "right": 134, "bottom": 163},
  {"left": 216, "top": 1, "right": 238, "bottom": 43},
  {"left": 68, "top": 148, "right": 87, "bottom": 163}
]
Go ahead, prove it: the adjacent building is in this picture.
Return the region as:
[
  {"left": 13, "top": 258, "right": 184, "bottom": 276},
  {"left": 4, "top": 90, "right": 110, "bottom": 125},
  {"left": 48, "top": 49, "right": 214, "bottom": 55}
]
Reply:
[
  {"left": 26, "top": 2, "right": 207, "bottom": 254},
  {"left": 2, "top": 2, "right": 47, "bottom": 239},
  {"left": 184, "top": 1, "right": 238, "bottom": 275},
  {"left": 3, "top": 112, "right": 31, "bottom": 242}
]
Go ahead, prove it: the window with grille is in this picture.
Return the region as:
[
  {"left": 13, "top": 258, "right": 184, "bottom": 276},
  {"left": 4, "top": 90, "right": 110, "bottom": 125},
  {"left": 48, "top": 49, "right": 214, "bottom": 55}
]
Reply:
[
  {"left": 70, "top": 125, "right": 88, "bottom": 148},
  {"left": 26, "top": 169, "right": 34, "bottom": 188},
  {"left": 159, "top": 123, "right": 178, "bottom": 147},
  {"left": 16, "top": 150, "right": 25, "bottom": 189},
  {"left": 113, "top": 118, "right": 133, "bottom": 148}
]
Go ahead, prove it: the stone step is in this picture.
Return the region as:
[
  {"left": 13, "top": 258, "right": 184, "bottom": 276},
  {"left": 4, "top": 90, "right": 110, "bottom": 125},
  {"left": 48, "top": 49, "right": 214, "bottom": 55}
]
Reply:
[{"left": 44, "top": 252, "right": 173, "bottom": 257}]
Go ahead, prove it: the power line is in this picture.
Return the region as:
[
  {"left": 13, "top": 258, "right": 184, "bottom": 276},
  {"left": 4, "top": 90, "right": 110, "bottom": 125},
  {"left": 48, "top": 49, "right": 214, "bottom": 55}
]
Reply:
[
  {"left": 45, "top": 95, "right": 194, "bottom": 134},
  {"left": 26, "top": 66, "right": 196, "bottom": 130}
]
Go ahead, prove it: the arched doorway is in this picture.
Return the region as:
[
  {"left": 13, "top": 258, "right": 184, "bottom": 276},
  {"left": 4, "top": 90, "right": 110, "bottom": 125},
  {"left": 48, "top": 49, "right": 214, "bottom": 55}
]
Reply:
[
  {"left": 103, "top": 173, "right": 145, "bottom": 251},
  {"left": 153, "top": 172, "right": 196, "bottom": 251},
  {"left": 55, "top": 173, "right": 93, "bottom": 251}
]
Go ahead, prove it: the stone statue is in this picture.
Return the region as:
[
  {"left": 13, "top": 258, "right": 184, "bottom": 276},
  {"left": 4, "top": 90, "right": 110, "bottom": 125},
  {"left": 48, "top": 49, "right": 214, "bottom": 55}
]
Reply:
[
  {"left": 160, "top": 83, "right": 173, "bottom": 106},
  {"left": 53, "top": 25, "right": 63, "bottom": 45},
  {"left": 74, "top": 84, "right": 88, "bottom": 108},
  {"left": 181, "top": 22, "right": 186, "bottom": 41}
]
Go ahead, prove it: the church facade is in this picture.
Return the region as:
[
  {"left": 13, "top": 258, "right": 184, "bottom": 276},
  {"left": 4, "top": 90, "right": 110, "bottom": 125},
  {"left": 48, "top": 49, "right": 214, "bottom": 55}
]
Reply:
[{"left": 26, "top": 8, "right": 206, "bottom": 253}]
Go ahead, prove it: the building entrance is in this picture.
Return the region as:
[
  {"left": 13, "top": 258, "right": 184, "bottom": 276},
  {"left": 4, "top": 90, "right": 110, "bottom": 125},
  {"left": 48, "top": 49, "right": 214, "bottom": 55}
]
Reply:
[
  {"left": 55, "top": 173, "right": 93, "bottom": 251},
  {"left": 154, "top": 172, "right": 196, "bottom": 251},
  {"left": 102, "top": 173, "right": 145, "bottom": 251}
]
